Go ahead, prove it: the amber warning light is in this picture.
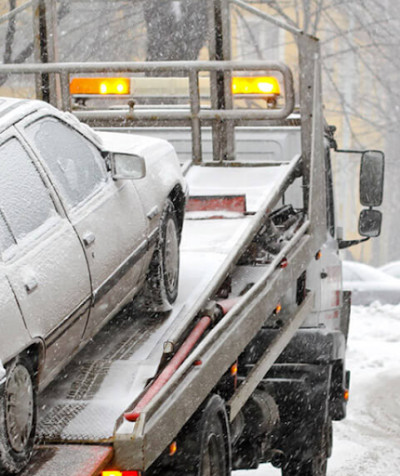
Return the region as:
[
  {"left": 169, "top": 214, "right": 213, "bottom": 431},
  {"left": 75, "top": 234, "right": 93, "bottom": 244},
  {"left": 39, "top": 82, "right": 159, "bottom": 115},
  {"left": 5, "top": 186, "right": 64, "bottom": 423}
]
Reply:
[
  {"left": 70, "top": 77, "right": 130, "bottom": 95},
  {"left": 232, "top": 76, "right": 280, "bottom": 96}
]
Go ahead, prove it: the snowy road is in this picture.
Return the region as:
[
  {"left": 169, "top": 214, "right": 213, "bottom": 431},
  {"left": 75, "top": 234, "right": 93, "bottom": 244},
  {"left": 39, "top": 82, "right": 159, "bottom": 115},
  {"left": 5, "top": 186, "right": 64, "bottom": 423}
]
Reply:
[{"left": 234, "top": 303, "right": 400, "bottom": 475}]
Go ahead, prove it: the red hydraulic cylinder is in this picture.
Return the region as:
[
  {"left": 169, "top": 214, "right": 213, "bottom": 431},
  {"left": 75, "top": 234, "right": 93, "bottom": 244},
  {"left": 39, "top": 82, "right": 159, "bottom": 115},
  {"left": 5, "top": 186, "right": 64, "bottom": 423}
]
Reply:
[{"left": 124, "top": 315, "right": 212, "bottom": 422}]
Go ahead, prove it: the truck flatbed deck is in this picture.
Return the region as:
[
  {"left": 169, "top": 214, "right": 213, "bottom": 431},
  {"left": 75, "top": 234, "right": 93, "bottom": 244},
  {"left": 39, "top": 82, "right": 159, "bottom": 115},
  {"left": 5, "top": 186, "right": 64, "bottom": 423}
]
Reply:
[{"left": 25, "top": 156, "right": 312, "bottom": 473}]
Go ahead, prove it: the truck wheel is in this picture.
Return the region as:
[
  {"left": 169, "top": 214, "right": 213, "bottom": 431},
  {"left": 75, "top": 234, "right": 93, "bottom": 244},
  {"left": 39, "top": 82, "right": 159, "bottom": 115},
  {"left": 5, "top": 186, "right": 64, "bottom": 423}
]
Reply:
[
  {"left": 199, "top": 401, "right": 230, "bottom": 475},
  {"left": 164, "top": 395, "right": 231, "bottom": 476},
  {"left": 282, "top": 419, "right": 331, "bottom": 476},
  {"left": 0, "top": 356, "right": 36, "bottom": 474},
  {"left": 282, "top": 456, "right": 327, "bottom": 476},
  {"left": 145, "top": 199, "right": 180, "bottom": 311}
]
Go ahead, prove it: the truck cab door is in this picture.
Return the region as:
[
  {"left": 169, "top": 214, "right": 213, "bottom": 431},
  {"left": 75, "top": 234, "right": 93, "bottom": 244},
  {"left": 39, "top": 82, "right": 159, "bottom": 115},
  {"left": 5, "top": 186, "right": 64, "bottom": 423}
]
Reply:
[{"left": 304, "top": 145, "right": 342, "bottom": 328}]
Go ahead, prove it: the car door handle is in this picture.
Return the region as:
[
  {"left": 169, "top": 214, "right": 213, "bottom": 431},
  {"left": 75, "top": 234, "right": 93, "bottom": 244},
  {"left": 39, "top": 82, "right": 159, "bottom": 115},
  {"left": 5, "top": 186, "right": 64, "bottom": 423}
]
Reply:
[
  {"left": 147, "top": 205, "right": 160, "bottom": 220},
  {"left": 25, "top": 276, "right": 38, "bottom": 294},
  {"left": 83, "top": 232, "right": 96, "bottom": 247}
]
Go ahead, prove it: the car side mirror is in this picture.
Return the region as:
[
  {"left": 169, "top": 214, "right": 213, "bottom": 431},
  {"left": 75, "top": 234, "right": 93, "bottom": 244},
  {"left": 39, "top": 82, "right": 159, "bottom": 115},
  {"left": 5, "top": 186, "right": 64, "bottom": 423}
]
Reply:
[
  {"left": 360, "top": 150, "right": 384, "bottom": 207},
  {"left": 110, "top": 152, "right": 146, "bottom": 180},
  {"left": 359, "top": 209, "right": 382, "bottom": 237}
]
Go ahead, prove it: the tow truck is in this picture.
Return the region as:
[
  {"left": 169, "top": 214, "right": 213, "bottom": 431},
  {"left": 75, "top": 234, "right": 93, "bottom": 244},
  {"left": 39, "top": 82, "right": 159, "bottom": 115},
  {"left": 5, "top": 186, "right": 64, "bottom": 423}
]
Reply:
[{"left": 0, "top": 1, "right": 384, "bottom": 475}]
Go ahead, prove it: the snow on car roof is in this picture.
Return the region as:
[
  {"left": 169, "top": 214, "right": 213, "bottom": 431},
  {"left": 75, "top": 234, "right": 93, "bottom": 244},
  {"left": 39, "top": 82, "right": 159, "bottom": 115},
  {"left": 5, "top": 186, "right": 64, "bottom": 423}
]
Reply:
[
  {"left": 343, "top": 260, "right": 399, "bottom": 282},
  {"left": 97, "top": 130, "right": 175, "bottom": 157},
  {"left": 380, "top": 260, "right": 400, "bottom": 276},
  {"left": 0, "top": 96, "right": 53, "bottom": 128}
]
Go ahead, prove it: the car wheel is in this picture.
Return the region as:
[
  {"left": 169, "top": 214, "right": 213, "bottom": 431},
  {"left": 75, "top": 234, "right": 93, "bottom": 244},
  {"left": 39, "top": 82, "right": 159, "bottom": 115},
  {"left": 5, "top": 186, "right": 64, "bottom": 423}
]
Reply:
[
  {"left": 145, "top": 199, "right": 180, "bottom": 311},
  {"left": 0, "top": 356, "right": 36, "bottom": 474}
]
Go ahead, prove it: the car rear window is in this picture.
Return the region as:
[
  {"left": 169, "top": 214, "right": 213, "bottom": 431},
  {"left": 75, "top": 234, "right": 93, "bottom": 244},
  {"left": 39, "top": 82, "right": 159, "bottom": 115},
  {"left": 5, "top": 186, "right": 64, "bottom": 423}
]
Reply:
[
  {"left": 0, "top": 138, "right": 57, "bottom": 242},
  {"left": 25, "top": 117, "right": 107, "bottom": 209}
]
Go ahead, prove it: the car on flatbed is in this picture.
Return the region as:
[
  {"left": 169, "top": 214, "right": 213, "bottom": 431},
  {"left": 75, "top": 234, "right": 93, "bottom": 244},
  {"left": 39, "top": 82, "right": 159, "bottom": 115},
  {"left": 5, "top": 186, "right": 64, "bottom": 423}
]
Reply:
[{"left": 0, "top": 97, "right": 186, "bottom": 474}]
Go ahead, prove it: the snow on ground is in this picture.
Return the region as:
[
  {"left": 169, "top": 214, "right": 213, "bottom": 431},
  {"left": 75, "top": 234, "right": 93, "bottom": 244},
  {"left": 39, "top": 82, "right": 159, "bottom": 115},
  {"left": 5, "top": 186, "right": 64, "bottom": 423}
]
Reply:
[{"left": 234, "top": 303, "right": 400, "bottom": 475}]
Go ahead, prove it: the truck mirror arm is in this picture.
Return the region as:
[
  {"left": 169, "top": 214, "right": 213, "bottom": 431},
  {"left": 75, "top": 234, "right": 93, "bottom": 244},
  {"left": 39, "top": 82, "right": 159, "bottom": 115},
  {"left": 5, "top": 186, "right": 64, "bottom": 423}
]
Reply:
[
  {"left": 338, "top": 237, "right": 369, "bottom": 249},
  {"left": 335, "top": 148, "right": 367, "bottom": 154}
]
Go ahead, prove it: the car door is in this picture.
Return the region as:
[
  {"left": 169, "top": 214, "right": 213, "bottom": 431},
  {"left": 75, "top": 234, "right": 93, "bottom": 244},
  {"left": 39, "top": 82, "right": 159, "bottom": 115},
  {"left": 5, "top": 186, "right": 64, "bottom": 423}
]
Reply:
[
  {"left": 0, "top": 131, "right": 91, "bottom": 388},
  {"left": 0, "top": 215, "right": 32, "bottom": 367},
  {"left": 22, "top": 115, "right": 148, "bottom": 339}
]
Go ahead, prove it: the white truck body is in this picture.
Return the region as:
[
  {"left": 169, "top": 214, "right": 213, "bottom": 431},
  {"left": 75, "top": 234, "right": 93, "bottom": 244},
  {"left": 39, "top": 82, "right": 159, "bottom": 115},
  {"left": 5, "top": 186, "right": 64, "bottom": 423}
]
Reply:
[{"left": 0, "top": 1, "right": 384, "bottom": 475}]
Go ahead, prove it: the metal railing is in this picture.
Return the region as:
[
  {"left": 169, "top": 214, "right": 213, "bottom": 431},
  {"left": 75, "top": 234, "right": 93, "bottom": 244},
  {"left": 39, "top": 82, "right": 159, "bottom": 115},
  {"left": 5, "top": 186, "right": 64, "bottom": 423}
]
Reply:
[{"left": 0, "top": 60, "right": 294, "bottom": 162}]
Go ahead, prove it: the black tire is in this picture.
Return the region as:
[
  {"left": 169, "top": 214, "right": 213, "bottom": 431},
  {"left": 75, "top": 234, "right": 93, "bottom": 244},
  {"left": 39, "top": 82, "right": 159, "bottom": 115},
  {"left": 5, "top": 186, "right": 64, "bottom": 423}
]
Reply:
[
  {"left": 282, "top": 456, "right": 327, "bottom": 476},
  {"left": 198, "top": 398, "right": 231, "bottom": 476},
  {"left": 0, "top": 356, "right": 37, "bottom": 474},
  {"left": 144, "top": 199, "right": 180, "bottom": 311},
  {"left": 155, "top": 395, "right": 231, "bottom": 476},
  {"left": 187, "top": 395, "right": 231, "bottom": 476},
  {"left": 281, "top": 419, "right": 331, "bottom": 476}
]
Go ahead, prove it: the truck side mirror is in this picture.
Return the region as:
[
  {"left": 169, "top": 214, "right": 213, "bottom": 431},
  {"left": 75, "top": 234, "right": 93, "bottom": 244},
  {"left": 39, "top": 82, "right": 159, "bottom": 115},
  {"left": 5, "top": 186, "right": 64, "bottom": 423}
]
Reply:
[
  {"left": 110, "top": 152, "right": 146, "bottom": 180},
  {"left": 360, "top": 150, "right": 384, "bottom": 207},
  {"left": 359, "top": 209, "right": 382, "bottom": 237}
]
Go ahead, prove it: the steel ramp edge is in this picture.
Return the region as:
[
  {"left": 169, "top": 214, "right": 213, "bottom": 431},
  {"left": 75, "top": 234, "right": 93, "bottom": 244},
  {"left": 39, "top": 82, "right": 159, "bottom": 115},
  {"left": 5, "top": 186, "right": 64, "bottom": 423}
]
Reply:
[
  {"left": 114, "top": 220, "right": 322, "bottom": 471},
  {"left": 19, "top": 445, "right": 113, "bottom": 476}
]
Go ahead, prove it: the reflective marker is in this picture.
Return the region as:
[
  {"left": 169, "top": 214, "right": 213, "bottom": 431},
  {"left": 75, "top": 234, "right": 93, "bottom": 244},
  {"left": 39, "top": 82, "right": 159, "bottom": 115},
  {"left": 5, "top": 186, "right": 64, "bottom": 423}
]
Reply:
[
  {"left": 274, "top": 304, "right": 282, "bottom": 314},
  {"left": 169, "top": 441, "right": 177, "bottom": 456}
]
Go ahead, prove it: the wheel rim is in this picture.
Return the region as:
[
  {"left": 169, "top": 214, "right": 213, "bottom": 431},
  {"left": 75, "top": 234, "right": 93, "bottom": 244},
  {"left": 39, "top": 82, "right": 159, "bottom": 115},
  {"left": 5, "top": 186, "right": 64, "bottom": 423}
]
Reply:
[
  {"left": 5, "top": 364, "right": 34, "bottom": 453},
  {"left": 164, "top": 217, "right": 179, "bottom": 295}
]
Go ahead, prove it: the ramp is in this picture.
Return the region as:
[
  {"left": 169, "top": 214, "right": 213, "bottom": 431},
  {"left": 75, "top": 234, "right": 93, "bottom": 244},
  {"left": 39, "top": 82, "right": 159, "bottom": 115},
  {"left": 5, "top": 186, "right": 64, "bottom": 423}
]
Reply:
[{"left": 36, "top": 158, "right": 299, "bottom": 445}]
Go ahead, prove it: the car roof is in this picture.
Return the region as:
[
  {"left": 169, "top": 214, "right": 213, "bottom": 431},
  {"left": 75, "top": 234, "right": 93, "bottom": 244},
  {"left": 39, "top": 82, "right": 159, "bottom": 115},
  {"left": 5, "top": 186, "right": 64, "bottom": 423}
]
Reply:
[
  {"left": 0, "top": 97, "right": 54, "bottom": 131},
  {"left": 380, "top": 261, "right": 400, "bottom": 271},
  {"left": 343, "top": 260, "right": 398, "bottom": 282}
]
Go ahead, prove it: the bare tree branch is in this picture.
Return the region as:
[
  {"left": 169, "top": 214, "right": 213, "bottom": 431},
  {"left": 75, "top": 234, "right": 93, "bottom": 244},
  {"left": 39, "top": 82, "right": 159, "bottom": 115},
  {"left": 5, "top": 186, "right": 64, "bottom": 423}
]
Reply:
[{"left": 3, "top": 0, "right": 17, "bottom": 64}]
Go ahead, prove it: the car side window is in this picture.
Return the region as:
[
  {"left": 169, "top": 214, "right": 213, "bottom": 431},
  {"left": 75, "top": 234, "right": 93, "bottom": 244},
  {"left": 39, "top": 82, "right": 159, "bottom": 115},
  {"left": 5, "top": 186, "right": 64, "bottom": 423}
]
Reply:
[
  {"left": 25, "top": 117, "right": 107, "bottom": 209},
  {"left": 0, "top": 138, "right": 57, "bottom": 242}
]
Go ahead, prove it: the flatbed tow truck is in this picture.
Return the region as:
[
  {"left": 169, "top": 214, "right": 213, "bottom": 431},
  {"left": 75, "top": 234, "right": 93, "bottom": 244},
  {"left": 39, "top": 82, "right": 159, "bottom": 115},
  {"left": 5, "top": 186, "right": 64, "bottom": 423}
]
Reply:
[{"left": 0, "top": 1, "right": 384, "bottom": 475}]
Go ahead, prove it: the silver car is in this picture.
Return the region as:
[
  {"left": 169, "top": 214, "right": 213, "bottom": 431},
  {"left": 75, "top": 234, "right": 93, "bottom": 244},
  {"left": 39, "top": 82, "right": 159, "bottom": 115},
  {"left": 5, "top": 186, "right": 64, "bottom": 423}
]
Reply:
[
  {"left": 343, "top": 260, "right": 400, "bottom": 305},
  {"left": 0, "top": 97, "right": 186, "bottom": 473}
]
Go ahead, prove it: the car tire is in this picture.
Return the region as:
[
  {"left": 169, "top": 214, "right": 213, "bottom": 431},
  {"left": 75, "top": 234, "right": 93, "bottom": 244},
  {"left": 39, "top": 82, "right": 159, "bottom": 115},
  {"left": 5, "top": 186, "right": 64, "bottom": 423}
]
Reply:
[
  {"left": 0, "top": 356, "right": 37, "bottom": 474},
  {"left": 144, "top": 199, "right": 180, "bottom": 312}
]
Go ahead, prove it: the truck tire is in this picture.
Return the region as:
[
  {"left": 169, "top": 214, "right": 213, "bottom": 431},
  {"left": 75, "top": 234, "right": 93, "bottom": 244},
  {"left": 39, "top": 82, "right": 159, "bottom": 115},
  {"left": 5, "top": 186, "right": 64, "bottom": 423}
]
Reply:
[
  {"left": 281, "top": 418, "right": 331, "bottom": 476},
  {"left": 198, "top": 396, "right": 231, "bottom": 476},
  {"left": 0, "top": 356, "right": 36, "bottom": 474},
  {"left": 282, "top": 456, "right": 327, "bottom": 476},
  {"left": 144, "top": 199, "right": 180, "bottom": 311},
  {"left": 162, "top": 395, "right": 231, "bottom": 476}
]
